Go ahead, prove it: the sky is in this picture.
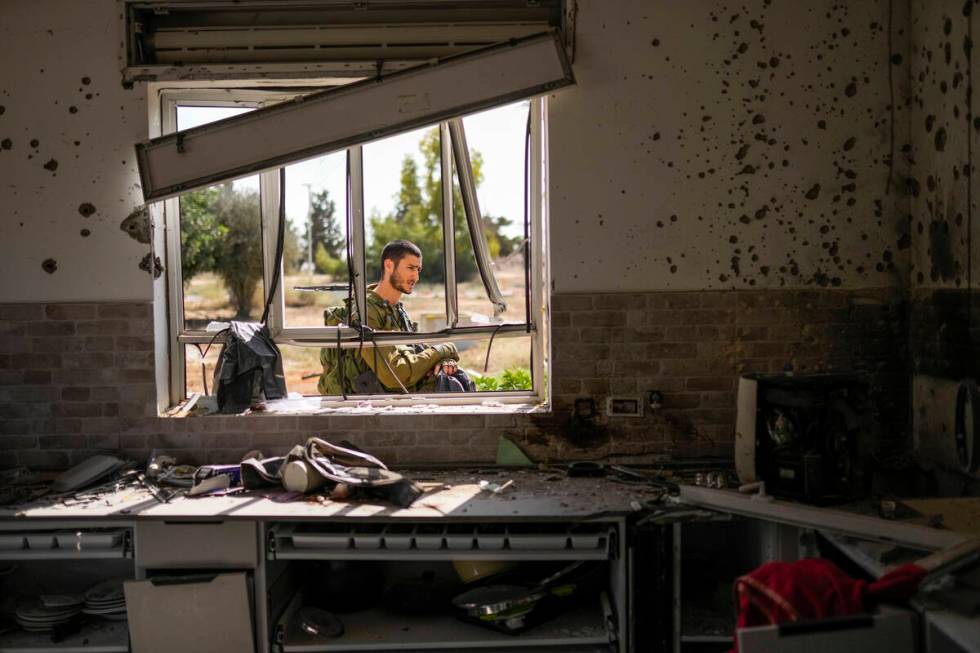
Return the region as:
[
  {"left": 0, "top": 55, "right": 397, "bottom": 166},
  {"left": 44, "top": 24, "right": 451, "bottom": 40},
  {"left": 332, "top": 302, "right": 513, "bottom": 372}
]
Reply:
[{"left": 177, "top": 99, "right": 529, "bottom": 264}]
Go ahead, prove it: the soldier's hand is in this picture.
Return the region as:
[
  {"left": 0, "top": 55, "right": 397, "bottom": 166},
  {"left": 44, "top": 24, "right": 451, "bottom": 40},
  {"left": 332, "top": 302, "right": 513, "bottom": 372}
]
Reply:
[
  {"left": 442, "top": 360, "right": 458, "bottom": 375},
  {"left": 433, "top": 342, "right": 458, "bottom": 361}
]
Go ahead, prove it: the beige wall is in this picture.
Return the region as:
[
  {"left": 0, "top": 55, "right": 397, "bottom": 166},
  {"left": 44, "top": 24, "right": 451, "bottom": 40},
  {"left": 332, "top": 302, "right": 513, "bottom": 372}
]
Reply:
[
  {"left": 549, "top": 0, "right": 909, "bottom": 292},
  {"left": 0, "top": 0, "right": 909, "bottom": 301},
  {"left": 0, "top": 0, "right": 148, "bottom": 302}
]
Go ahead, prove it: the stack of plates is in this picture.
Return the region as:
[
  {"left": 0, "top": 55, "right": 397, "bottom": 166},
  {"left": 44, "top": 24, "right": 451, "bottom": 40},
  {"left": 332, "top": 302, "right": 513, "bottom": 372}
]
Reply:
[
  {"left": 15, "top": 596, "right": 83, "bottom": 632},
  {"left": 82, "top": 579, "right": 126, "bottom": 620}
]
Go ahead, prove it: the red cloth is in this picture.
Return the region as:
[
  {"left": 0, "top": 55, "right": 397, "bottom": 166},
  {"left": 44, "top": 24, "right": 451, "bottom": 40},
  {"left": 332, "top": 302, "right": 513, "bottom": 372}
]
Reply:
[{"left": 731, "top": 558, "right": 926, "bottom": 651}]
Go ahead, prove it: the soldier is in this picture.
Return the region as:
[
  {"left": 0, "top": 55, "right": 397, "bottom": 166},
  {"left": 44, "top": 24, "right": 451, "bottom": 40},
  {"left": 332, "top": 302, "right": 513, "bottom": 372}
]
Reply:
[{"left": 317, "top": 240, "right": 471, "bottom": 395}]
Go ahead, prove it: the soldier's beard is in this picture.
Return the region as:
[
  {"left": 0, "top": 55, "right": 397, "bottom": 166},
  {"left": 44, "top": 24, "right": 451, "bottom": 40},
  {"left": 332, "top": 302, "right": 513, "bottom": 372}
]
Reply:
[{"left": 389, "top": 269, "right": 414, "bottom": 295}]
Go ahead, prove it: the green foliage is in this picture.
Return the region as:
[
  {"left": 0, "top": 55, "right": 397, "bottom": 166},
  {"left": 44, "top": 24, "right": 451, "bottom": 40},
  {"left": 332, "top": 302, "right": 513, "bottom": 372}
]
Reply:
[
  {"left": 181, "top": 183, "right": 303, "bottom": 316},
  {"left": 209, "top": 184, "right": 264, "bottom": 318},
  {"left": 499, "top": 367, "right": 532, "bottom": 390},
  {"left": 308, "top": 189, "right": 344, "bottom": 272},
  {"left": 314, "top": 242, "right": 347, "bottom": 278},
  {"left": 179, "top": 188, "right": 223, "bottom": 284},
  {"left": 367, "top": 128, "right": 516, "bottom": 285},
  {"left": 472, "top": 374, "right": 499, "bottom": 391},
  {"left": 472, "top": 367, "right": 532, "bottom": 392}
]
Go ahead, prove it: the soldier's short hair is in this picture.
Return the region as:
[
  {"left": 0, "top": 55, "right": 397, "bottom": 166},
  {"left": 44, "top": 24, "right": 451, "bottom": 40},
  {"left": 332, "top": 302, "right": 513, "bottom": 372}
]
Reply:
[{"left": 381, "top": 240, "right": 422, "bottom": 269}]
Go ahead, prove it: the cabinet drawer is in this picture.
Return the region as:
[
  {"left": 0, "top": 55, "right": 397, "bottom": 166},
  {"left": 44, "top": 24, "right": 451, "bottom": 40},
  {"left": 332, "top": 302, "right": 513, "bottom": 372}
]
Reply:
[{"left": 136, "top": 521, "right": 257, "bottom": 569}]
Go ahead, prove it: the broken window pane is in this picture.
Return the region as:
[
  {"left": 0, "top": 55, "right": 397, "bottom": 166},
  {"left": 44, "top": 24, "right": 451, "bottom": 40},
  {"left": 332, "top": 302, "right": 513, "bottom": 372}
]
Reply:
[
  {"left": 363, "top": 126, "right": 445, "bottom": 331},
  {"left": 282, "top": 151, "right": 349, "bottom": 327},
  {"left": 454, "top": 101, "right": 531, "bottom": 327}
]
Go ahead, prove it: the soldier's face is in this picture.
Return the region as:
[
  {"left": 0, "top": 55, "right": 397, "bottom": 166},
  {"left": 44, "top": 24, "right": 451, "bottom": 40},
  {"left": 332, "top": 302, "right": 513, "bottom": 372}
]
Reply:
[{"left": 388, "top": 255, "right": 422, "bottom": 294}]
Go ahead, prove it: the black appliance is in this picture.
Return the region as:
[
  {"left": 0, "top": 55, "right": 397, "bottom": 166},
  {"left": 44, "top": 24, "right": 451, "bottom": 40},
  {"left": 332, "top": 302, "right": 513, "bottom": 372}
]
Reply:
[{"left": 735, "top": 373, "right": 872, "bottom": 504}]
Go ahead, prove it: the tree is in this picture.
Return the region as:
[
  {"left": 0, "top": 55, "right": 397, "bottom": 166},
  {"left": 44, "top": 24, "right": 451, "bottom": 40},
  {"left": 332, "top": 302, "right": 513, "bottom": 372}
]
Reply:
[
  {"left": 210, "top": 184, "right": 264, "bottom": 318},
  {"left": 308, "top": 189, "right": 344, "bottom": 273},
  {"left": 179, "top": 187, "right": 222, "bottom": 285},
  {"left": 368, "top": 128, "right": 513, "bottom": 285}
]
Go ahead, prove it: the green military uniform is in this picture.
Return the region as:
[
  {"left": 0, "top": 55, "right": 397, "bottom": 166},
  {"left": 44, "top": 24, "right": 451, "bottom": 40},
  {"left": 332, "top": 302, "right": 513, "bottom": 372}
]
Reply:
[{"left": 317, "top": 284, "right": 458, "bottom": 395}]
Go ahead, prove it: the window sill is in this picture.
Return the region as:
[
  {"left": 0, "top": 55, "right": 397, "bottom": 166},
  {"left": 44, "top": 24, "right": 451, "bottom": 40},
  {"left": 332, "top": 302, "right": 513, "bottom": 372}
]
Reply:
[{"left": 163, "top": 393, "right": 550, "bottom": 418}]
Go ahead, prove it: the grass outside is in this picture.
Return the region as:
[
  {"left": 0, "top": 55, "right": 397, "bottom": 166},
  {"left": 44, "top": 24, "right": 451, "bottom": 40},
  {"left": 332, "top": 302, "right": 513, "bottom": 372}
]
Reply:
[{"left": 183, "top": 259, "right": 532, "bottom": 396}]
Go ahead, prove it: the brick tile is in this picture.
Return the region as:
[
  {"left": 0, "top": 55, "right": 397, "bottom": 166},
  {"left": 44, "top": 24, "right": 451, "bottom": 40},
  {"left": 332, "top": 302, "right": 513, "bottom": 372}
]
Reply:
[
  {"left": 116, "top": 351, "right": 155, "bottom": 369},
  {"left": 557, "top": 379, "right": 582, "bottom": 394},
  {"left": 1, "top": 337, "right": 32, "bottom": 354},
  {"left": 76, "top": 320, "right": 132, "bottom": 336},
  {"left": 485, "top": 414, "right": 518, "bottom": 428},
  {"left": 119, "top": 369, "right": 154, "bottom": 383},
  {"left": 0, "top": 385, "right": 60, "bottom": 402},
  {"left": 582, "top": 378, "right": 610, "bottom": 395},
  {"left": 638, "top": 310, "right": 688, "bottom": 326},
  {"left": 578, "top": 327, "right": 623, "bottom": 343},
  {"left": 1, "top": 434, "right": 37, "bottom": 448},
  {"left": 613, "top": 360, "right": 660, "bottom": 375},
  {"left": 89, "top": 385, "right": 120, "bottom": 401},
  {"left": 148, "top": 432, "right": 202, "bottom": 449},
  {"left": 120, "top": 433, "right": 148, "bottom": 449},
  {"left": 0, "top": 419, "right": 32, "bottom": 435},
  {"left": 38, "top": 434, "right": 87, "bottom": 448},
  {"left": 0, "top": 403, "right": 51, "bottom": 419},
  {"left": 29, "top": 321, "right": 76, "bottom": 336},
  {"left": 31, "top": 337, "right": 85, "bottom": 353},
  {"left": 87, "top": 433, "right": 120, "bottom": 449},
  {"left": 646, "top": 343, "right": 698, "bottom": 359},
  {"left": 11, "top": 353, "right": 63, "bottom": 369},
  {"left": 52, "top": 403, "right": 103, "bottom": 418},
  {"left": 551, "top": 328, "right": 581, "bottom": 344},
  {"left": 98, "top": 304, "right": 152, "bottom": 319},
  {"left": 0, "top": 304, "right": 44, "bottom": 321},
  {"left": 45, "top": 304, "right": 97, "bottom": 320},
  {"left": 686, "top": 377, "right": 735, "bottom": 392},
  {"left": 593, "top": 294, "right": 634, "bottom": 310},
  {"left": 664, "top": 293, "right": 702, "bottom": 309},
  {"left": 115, "top": 336, "right": 155, "bottom": 352},
  {"left": 63, "top": 352, "right": 116, "bottom": 369},
  {"left": 551, "top": 295, "right": 593, "bottom": 312},
  {"left": 661, "top": 392, "right": 701, "bottom": 409},
  {"left": 700, "top": 292, "right": 736, "bottom": 308},
  {"left": 17, "top": 450, "right": 70, "bottom": 470},
  {"left": 84, "top": 336, "right": 115, "bottom": 351},
  {"left": 621, "top": 327, "right": 665, "bottom": 342},
  {"left": 571, "top": 312, "right": 626, "bottom": 327},
  {"left": 22, "top": 370, "right": 52, "bottom": 385},
  {"left": 609, "top": 378, "right": 637, "bottom": 393},
  {"left": 550, "top": 312, "right": 571, "bottom": 328}
]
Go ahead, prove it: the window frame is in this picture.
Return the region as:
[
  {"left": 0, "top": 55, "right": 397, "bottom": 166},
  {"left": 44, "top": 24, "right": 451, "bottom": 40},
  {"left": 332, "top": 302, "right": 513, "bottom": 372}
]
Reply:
[{"left": 156, "top": 86, "right": 550, "bottom": 409}]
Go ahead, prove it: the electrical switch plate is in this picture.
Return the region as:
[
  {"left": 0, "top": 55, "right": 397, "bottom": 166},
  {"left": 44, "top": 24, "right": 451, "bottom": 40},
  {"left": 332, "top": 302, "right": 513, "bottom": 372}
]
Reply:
[{"left": 606, "top": 397, "right": 642, "bottom": 417}]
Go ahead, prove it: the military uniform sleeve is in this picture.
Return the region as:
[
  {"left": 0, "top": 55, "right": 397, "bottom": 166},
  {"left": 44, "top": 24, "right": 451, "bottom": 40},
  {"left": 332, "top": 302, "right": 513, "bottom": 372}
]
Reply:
[
  {"left": 359, "top": 301, "right": 457, "bottom": 390},
  {"left": 361, "top": 343, "right": 457, "bottom": 390}
]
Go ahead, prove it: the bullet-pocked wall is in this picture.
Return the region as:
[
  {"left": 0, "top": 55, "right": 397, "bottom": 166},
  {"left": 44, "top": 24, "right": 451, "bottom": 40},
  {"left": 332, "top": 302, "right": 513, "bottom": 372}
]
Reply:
[
  {"left": 550, "top": 0, "right": 910, "bottom": 292},
  {"left": 0, "top": 0, "right": 149, "bottom": 303},
  {"left": 909, "top": 0, "right": 980, "bottom": 482},
  {"left": 0, "top": 0, "right": 922, "bottom": 468}
]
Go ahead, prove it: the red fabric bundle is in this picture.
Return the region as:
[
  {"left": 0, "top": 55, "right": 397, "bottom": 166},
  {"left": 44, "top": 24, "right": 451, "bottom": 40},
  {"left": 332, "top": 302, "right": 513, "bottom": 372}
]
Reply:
[{"left": 732, "top": 558, "right": 925, "bottom": 651}]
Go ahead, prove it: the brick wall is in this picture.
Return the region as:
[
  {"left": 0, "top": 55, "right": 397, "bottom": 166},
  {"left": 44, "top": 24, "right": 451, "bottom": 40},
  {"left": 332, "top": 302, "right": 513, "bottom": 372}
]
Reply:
[
  {"left": 909, "top": 288, "right": 980, "bottom": 379},
  {"left": 0, "top": 288, "right": 909, "bottom": 470}
]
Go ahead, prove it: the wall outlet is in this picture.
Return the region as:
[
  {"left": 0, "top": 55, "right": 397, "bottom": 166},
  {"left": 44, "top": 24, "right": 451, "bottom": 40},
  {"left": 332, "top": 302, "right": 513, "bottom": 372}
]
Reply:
[{"left": 606, "top": 396, "right": 642, "bottom": 417}]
